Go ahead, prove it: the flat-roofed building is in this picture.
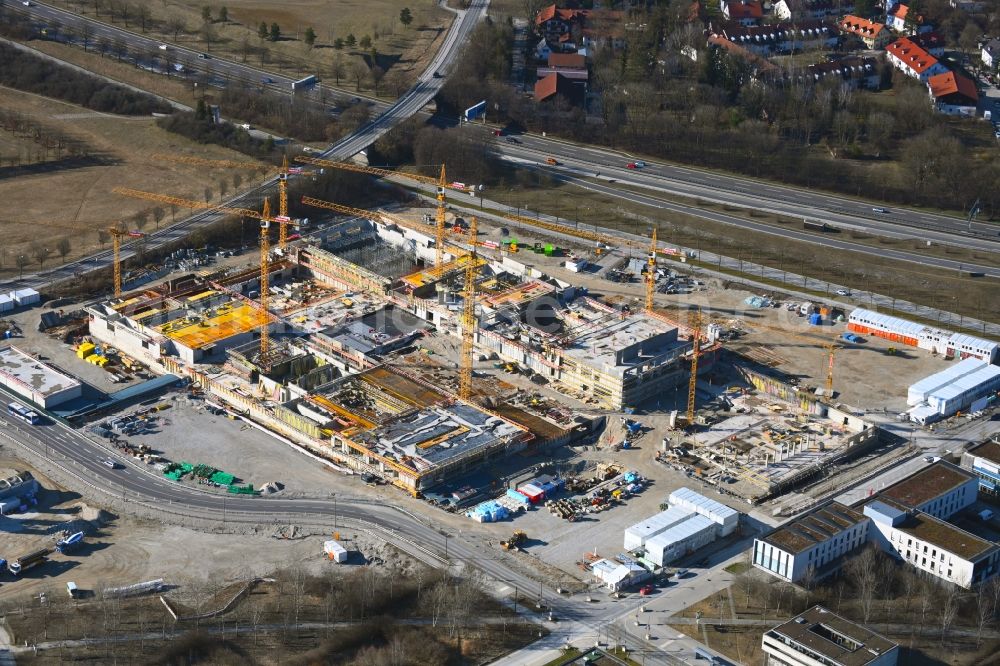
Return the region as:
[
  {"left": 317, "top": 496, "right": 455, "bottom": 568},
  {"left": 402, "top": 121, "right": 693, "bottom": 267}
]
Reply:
[
  {"left": 961, "top": 440, "right": 1000, "bottom": 495},
  {"left": 876, "top": 460, "right": 976, "bottom": 520},
  {"left": 752, "top": 502, "right": 869, "bottom": 582},
  {"left": 864, "top": 498, "right": 1000, "bottom": 588},
  {"left": 0, "top": 345, "right": 82, "bottom": 408},
  {"left": 762, "top": 605, "right": 898, "bottom": 666}
]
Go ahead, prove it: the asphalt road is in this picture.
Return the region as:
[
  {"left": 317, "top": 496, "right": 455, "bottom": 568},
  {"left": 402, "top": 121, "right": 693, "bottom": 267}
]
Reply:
[
  {"left": 490, "top": 133, "right": 1000, "bottom": 250},
  {"left": 0, "top": 413, "right": 705, "bottom": 665},
  {"left": 0, "top": 0, "right": 486, "bottom": 295}
]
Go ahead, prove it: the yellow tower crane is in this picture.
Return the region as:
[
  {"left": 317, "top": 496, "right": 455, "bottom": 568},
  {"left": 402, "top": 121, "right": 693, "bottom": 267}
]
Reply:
[
  {"left": 258, "top": 198, "right": 273, "bottom": 365},
  {"left": 151, "top": 153, "right": 293, "bottom": 249},
  {"left": 112, "top": 188, "right": 280, "bottom": 367},
  {"left": 459, "top": 216, "right": 479, "bottom": 401},
  {"left": 295, "top": 156, "right": 452, "bottom": 267},
  {"left": 10, "top": 221, "right": 143, "bottom": 298},
  {"left": 824, "top": 342, "right": 838, "bottom": 395},
  {"left": 645, "top": 227, "right": 657, "bottom": 312},
  {"left": 687, "top": 308, "right": 702, "bottom": 426}
]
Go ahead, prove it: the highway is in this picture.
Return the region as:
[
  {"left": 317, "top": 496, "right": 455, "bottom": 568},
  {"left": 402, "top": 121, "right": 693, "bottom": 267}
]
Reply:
[
  {"left": 0, "top": 0, "right": 487, "bottom": 296},
  {"left": 490, "top": 133, "right": 1000, "bottom": 251}
]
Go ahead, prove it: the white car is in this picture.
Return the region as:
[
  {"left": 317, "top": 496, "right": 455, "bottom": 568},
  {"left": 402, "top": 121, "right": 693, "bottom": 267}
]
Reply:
[{"left": 836, "top": 289, "right": 851, "bottom": 296}]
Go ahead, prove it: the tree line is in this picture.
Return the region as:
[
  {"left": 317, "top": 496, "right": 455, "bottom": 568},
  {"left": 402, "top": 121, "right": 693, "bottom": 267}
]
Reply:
[
  {"left": 436, "top": 4, "right": 1000, "bottom": 217},
  {"left": 0, "top": 109, "right": 95, "bottom": 171},
  {"left": 0, "top": 43, "right": 170, "bottom": 116}
]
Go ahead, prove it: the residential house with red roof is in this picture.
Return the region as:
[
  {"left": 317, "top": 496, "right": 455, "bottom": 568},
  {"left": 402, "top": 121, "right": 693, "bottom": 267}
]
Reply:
[
  {"left": 838, "top": 16, "right": 892, "bottom": 49},
  {"left": 534, "top": 72, "right": 585, "bottom": 106},
  {"left": 721, "top": 0, "right": 764, "bottom": 26},
  {"left": 927, "top": 71, "right": 979, "bottom": 116},
  {"left": 885, "top": 36, "right": 948, "bottom": 81}
]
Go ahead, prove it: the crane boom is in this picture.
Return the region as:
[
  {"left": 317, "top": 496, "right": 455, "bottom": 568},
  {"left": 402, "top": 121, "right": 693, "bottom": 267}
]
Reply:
[
  {"left": 294, "top": 155, "right": 441, "bottom": 186},
  {"left": 278, "top": 155, "right": 289, "bottom": 249},
  {"left": 113, "top": 187, "right": 263, "bottom": 219}
]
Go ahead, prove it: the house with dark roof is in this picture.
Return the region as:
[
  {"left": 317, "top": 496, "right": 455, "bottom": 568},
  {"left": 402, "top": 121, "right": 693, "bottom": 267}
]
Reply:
[
  {"left": 763, "top": 606, "right": 899, "bottom": 666},
  {"left": 710, "top": 20, "right": 836, "bottom": 56},
  {"left": 927, "top": 71, "right": 979, "bottom": 116},
  {"left": 534, "top": 72, "right": 585, "bottom": 105},
  {"left": 802, "top": 56, "right": 880, "bottom": 90},
  {"left": 773, "top": 0, "right": 854, "bottom": 21},
  {"left": 983, "top": 37, "right": 1000, "bottom": 70}
]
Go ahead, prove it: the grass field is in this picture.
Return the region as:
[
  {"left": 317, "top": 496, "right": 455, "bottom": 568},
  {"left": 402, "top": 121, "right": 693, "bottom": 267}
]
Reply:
[
  {"left": 0, "top": 86, "right": 271, "bottom": 278},
  {"left": 45, "top": 0, "right": 454, "bottom": 94}
]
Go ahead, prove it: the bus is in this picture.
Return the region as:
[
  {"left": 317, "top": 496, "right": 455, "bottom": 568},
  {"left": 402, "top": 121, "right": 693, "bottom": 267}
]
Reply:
[{"left": 8, "top": 402, "right": 41, "bottom": 425}]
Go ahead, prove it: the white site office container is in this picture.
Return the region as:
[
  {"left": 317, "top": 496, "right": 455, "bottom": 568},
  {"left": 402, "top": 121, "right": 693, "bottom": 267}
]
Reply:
[
  {"left": 624, "top": 506, "right": 693, "bottom": 551},
  {"left": 644, "top": 515, "right": 716, "bottom": 567},
  {"left": 11, "top": 288, "right": 39, "bottom": 306},
  {"left": 907, "top": 358, "right": 986, "bottom": 407},
  {"left": 324, "top": 539, "right": 348, "bottom": 563},
  {"left": 668, "top": 487, "right": 739, "bottom": 537}
]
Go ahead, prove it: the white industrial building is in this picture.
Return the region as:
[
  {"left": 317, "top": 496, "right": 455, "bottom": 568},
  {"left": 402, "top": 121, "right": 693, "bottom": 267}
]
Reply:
[
  {"left": 644, "top": 514, "right": 716, "bottom": 567},
  {"left": 848, "top": 309, "right": 998, "bottom": 363},
  {"left": 762, "top": 605, "right": 899, "bottom": 666},
  {"left": 0, "top": 345, "right": 82, "bottom": 408},
  {"left": 864, "top": 499, "right": 999, "bottom": 589},
  {"left": 754, "top": 462, "right": 990, "bottom": 588},
  {"left": 668, "top": 487, "right": 740, "bottom": 536},
  {"left": 907, "top": 358, "right": 1000, "bottom": 424},
  {"left": 590, "top": 557, "right": 653, "bottom": 592},
  {"left": 623, "top": 506, "right": 694, "bottom": 551},
  {"left": 752, "top": 502, "right": 869, "bottom": 583},
  {"left": 625, "top": 488, "right": 741, "bottom": 567}
]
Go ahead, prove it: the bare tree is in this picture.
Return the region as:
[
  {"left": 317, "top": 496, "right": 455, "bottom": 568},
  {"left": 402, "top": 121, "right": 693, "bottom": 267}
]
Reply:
[
  {"left": 132, "top": 210, "right": 148, "bottom": 232},
  {"left": 939, "top": 584, "right": 960, "bottom": 646},
  {"left": 166, "top": 16, "right": 186, "bottom": 41},
  {"left": 15, "top": 253, "right": 29, "bottom": 278},
  {"left": 351, "top": 61, "right": 369, "bottom": 91},
  {"left": 56, "top": 237, "right": 72, "bottom": 264},
  {"left": 152, "top": 206, "right": 165, "bottom": 229},
  {"left": 845, "top": 544, "right": 880, "bottom": 624},
  {"left": 204, "top": 186, "right": 213, "bottom": 202},
  {"left": 218, "top": 178, "right": 229, "bottom": 200},
  {"left": 80, "top": 22, "right": 94, "bottom": 51},
  {"left": 975, "top": 581, "right": 996, "bottom": 648},
  {"left": 31, "top": 242, "right": 52, "bottom": 269},
  {"left": 97, "top": 228, "right": 110, "bottom": 249},
  {"left": 232, "top": 172, "right": 243, "bottom": 191},
  {"left": 331, "top": 55, "right": 346, "bottom": 86}
]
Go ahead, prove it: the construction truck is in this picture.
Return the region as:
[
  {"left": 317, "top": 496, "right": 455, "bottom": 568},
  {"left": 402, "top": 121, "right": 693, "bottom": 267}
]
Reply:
[
  {"left": 500, "top": 530, "right": 527, "bottom": 551},
  {"left": 56, "top": 531, "right": 85, "bottom": 553},
  {"left": 8, "top": 547, "right": 51, "bottom": 575}
]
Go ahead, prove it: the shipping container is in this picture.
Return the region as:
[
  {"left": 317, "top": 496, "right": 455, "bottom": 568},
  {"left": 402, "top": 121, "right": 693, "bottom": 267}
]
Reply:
[{"left": 324, "top": 539, "right": 348, "bottom": 563}]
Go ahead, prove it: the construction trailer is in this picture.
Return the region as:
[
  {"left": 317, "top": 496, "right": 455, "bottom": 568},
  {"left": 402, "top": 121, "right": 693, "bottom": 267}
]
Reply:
[
  {"left": 0, "top": 345, "right": 82, "bottom": 407},
  {"left": 324, "top": 539, "right": 348, "bottom": 563},
  {"left": 906, "top": 358, "right": 1000, "bottom": 424},
  {"left": 848, "top": 309, "right": 998, "bottom": 363}
]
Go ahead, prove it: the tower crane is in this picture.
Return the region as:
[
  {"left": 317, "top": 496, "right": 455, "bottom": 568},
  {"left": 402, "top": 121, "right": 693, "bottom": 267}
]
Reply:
[
  {"left": 687, "top": 307, "right": 702, "bottom": 426},
  {"left": 151, "top": 153, "right": 294, "bottom": 249},
  {"left": 739, "top": 320, "right": 841, "bottom": 396},
  {"left": 645, "top": 227, "right": 657, "bottom": 312},
  {"left": 112, "top": 188, "right": 280, "bottom": 367},
  {"left": 9, "top": 220, "right": 143, "bottom": 298},
  {"left": 295, "top": 156, "right": 451, "bottom": 268},
  {"left": 459, "top": 216, "right": 479, "bottom": 402}
]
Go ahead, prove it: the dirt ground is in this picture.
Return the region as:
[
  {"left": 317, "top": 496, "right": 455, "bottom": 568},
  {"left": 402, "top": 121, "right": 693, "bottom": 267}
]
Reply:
[
  {"left": 0, "top": 455, "right": 419, "bottom": 603},
  {"left": 0, "top": 86, "right": 271, "bottom": 279},
  {"left": 44, "top": 0, "right": 454, "bottom": 92}
]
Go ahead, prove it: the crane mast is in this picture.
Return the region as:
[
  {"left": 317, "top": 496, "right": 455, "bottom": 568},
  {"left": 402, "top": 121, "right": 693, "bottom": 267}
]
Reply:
[
  {"left": 645, "top": 227, "right": 657, "bottom": 312},
  {"left": 687, "top": 308, "right": 702, "bottom": 426},
  {"left": 278, "top": 155, "right": 290, "bottom": 249},
  {"left": 459, "top": 216, "right": 478, "bottom": 401},
  {"left": 436, "top": 165, "right": 447, "bottom": 268},
  {"left": 259, "top": 199, "right": 272, "bottom": 366}
]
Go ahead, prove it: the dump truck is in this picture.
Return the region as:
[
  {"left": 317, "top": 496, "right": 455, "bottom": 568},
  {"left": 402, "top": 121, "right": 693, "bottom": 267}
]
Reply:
[
  {"left": 8, "top": 547, "right": 51, "bottom": 575},
  {"left": 500, "top": 530, "right": 527, "bottom": 551}
]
